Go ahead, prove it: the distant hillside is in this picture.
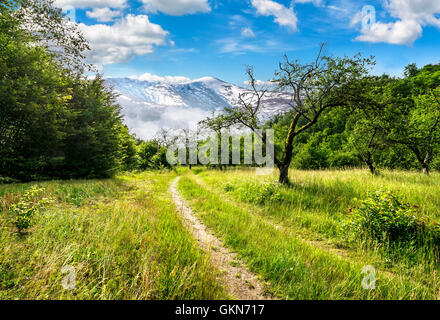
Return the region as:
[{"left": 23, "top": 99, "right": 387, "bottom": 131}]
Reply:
[{"left": 106, "top": 77, "right": 291, "bottom": 139}]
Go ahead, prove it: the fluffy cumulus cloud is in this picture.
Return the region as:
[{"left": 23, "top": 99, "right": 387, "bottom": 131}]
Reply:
[
  {"left": 387, "top": 0, "right": 440, "bottom": 26},
  {"left": 53, "top": 0, "right": 126, "bottom": 9},
  {"left": 86, "top": 7, "right": 121, "bottom": 22},
  {"left": 251, "top": 0, "right": 298, "bottom": 31},
  {"left": 79, "top": 14, "right": 168, "bottom": 65},
  {"left": 141, "top": 0, "right": 211, "bottom": 16},
  {"left": 356, "top": 19, "right": 422, "bottom": 45},
  {"left": 355, "top": 0, "right": 440, "bottom": 45}
]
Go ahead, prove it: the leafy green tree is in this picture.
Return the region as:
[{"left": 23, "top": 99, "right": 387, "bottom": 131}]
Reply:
[
  {"left": 0, "top": 4, "right": 70, "bottom": 180},
  {"left": 379, "top": 65, "right": 440, "bottom": 174},
  {"left": 409, "top": 88, "right": 440, "bottom": 174},
  {"left": 15, "top": 0, "right": 90, "bottom": 72},
  {"left": 215, "top": 45, "right": 373, "bottom": 183},
  {"left": 138, "top": 140, "right": 171, "bottom": 170},
  {"left": 117, "top": 124, "right": 140, "bottom": 171},
  {"left": 62, "top": 76, "right": 122, "bottom": 178}
]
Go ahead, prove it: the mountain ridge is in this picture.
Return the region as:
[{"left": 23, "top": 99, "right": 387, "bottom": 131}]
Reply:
[{"left": 105, "top": 76, "right": 291, "bottom": 139}]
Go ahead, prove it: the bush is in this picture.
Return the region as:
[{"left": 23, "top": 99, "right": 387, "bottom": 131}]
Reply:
[
  {"left": 9, "top": 187, "right": 51, "bottom": 233},
  {"left": 227, "top": 182, "right": 282, "bottom": 205},
  {"left": 347, "top": 190, "right": 440, "bottom": 247},
  {"left": 223, "top": 183, "right": 234, "bottom": 192},
  {"left": 192, "top": 168, "right": 204, "bottom": 175}
]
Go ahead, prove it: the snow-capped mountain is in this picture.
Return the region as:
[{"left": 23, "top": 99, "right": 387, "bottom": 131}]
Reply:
[{"left": 106, "top": 76, "right": 291, "bottom": 140}]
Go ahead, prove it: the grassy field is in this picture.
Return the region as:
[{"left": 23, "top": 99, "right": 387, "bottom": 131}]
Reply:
[
  {"left": 178, "top": 168, "right": 440, "bottom": 299},
  {"left": 1, "top": 168, "right": 440, "bottom": 299},
  {"left": 0, "top": 171, "right": 227, "bottom": 299}
]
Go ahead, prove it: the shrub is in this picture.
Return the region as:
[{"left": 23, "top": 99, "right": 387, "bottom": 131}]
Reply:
[
  {"left": 223, "top": 183, "right": 234, "bottom": 192},
  {"left": 192, "top": 168, "right": 204, "bottom": 175},
  {"left": 347, "top": 190, "right": 440, "bottom": 248},
  {"left": 233, "top": 182, "right": 282, "bottom": 205},
  {"left": 9, "top": 186, "right": 51, "bottom": 233}
]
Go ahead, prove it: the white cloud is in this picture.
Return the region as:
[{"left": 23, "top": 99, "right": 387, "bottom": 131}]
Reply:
[
  {"left": 53, "top": 0, "right": 126, "bottom": 9},
  {"left": 129, "top": 73, "right": 191, "bottom": 84},
  {"left": 217, "top": 36, "right": 295, "bottom": 55},
  {"left": 141, "top": 0, "right": 211, "bottom": 16},
  {"left": 349, "top": 10, "right": 363, "bottom": 27},
  {"left": 355, "top": 20, "right": 422, "bottom": 45},
  {"left": 217, "top": 38, "right": 264, "bottom": 55},
  {"left": 354, "top": 0, "right": 440, "bottom": 45},
  {"left": 121, "top": 106, "right": 211, "bottom": 140},
  {"left": 251, "top": 0, "right": 298, "bottom": 31},
  {"left": 386, "top": 0, "right": 440, "bottom": 26},
  {"left": 244, "top": 79, "right": 275, "bottom": 86},
  {"left": 295, "top": 0, "right": 323, "bottom": 6},
  {"left": 86, "top": 7, "right": 121, "bottom": 22},
  {"left": 79, "top": 14, "right": 168, "bottom": 65},
  {"left": 241, "top": 27, "right": 256, "bottom": 38}
]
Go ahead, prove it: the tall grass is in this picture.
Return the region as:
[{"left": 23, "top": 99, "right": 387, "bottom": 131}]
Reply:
[
  {"left": 0, "top": 172, "right": 227, "bottom": 299},
  {"left": 178, "top": 168, "right": 440, "bottom": 299}
]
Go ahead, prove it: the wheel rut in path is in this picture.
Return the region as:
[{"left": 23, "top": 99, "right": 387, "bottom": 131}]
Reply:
[{"left": 170, "top": 177, "right": 271, "bottom": 300}]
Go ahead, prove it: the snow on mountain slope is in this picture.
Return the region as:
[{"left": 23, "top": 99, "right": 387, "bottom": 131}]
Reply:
[{"left": 106, "top": 77, "right": 291, "bottom": 140}]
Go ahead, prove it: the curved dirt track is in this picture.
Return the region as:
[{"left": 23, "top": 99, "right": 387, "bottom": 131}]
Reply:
[{"left": 170, "top": 177, "right": 271, "bottom": 300}]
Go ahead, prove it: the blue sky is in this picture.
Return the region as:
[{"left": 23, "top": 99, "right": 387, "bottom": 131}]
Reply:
[{"left": 54, "top": 0, "right": 440, "bottom": 85}]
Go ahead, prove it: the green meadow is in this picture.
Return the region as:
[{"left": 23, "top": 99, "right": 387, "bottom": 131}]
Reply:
[{"left": 2, "top": 168, "right": 440, "bottom": 299}]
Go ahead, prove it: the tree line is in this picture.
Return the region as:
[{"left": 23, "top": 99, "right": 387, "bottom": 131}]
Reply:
[{"left": 2, "top": 1, "right": 439, "bottom": 184}]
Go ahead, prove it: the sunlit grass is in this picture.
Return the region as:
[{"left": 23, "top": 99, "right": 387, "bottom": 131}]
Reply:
[
  {"left": 2, "top": 168, "right": 439, "bottom": 300},
  {"left": 0, "top": 172, "right": 227, "bottom": 299},
  {"left": 177, "top": 168, "right": 440, "bottom": 299}
]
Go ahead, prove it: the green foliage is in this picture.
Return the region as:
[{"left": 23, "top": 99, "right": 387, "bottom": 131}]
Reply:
[
  {"left": 0, "top": 0, "right": 136, "bottom": 181},
  {"left": 346, "top": 189, "right": 440, "bottom": 255},
  {"left": 117, "top": 125, "right": 140, "bottom": 171},
  {"left": 138, "top": 140, "right": 170, "bottom": 170},
  {"left": 269, "top": 68, "right": 440, "bottom": 173},
  {"left": 225, "top": 181, "right": 282, "bottom": 205},
  {"left": 191, "top": 167, "right": 205, "bottom": 175},
  {"left": 62, "top": 76, "right": 123, "bottom": 178},
  {"left": 9, "top": 186, "right": 51, "bottom": 232},
  {"left": 0, "top": 7, "right": 70, "bottom": 180},
  {"left": 348, "top": 190, "right": 422, "bottom": 244}
]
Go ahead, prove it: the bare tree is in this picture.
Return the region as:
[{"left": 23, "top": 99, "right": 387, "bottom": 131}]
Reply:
[
  {"left": 154, "top": 128, "right": 178, "bottom": 148},
  {"left": 199, "top": 114, "right": 231, "bottom": 170}
]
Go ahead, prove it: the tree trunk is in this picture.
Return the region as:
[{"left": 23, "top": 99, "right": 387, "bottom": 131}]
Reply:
[
  {"left": 277, "top": 114, "right": 301, "bottom": 185},
  {"left": 422, "top": 163, "right": 430, "bottom": 175},
  {"left": 410, "top": 147, "right": 431, "bottom": 175},
  {"left": 367, "top": 162, "right": 377, "bottom": 175},
  {"left": 278, "top": 164, "right": 290, "bottom": 184},
  {"left": 422, "top": 152, "right": 431, "bottom": 175},
  {"left": 365, "top": 151, "right": 377, "bottom": 175}
]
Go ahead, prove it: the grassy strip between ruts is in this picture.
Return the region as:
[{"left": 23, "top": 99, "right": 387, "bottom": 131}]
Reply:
[
  {"left": 178, "top": 172, "right": 439, "bottom": 299},
  {"left": 0, "top": 172, "right": 227, "bottom": 299}
]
